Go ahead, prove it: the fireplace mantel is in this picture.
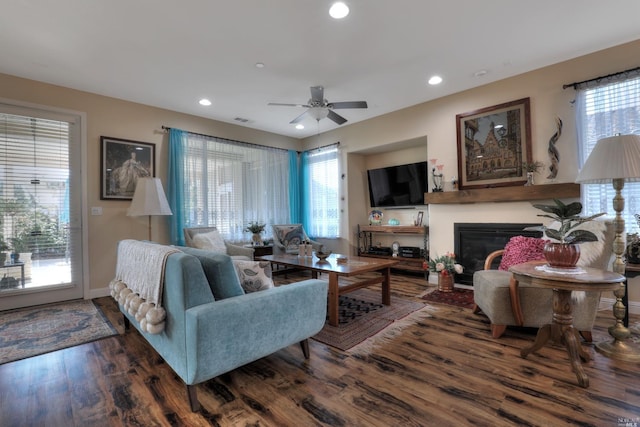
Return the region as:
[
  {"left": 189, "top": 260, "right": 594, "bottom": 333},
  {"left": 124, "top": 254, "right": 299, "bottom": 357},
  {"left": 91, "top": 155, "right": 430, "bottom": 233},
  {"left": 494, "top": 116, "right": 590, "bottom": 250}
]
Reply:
[{"left": 423, "top": 182, "right": 580, "bottom": 204}]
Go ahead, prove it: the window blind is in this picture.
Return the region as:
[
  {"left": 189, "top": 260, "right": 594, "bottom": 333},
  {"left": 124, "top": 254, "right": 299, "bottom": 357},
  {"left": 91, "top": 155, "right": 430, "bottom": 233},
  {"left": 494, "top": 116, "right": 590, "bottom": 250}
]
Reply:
[
  {"left": 302, "top": 144, "right": 340, "bottom": 238},
  {"left": 0, "top": 113, "right": 70, "bottom": 259},
  {"left": 576, "top": 75, "right": 640, "bottom": 234}
]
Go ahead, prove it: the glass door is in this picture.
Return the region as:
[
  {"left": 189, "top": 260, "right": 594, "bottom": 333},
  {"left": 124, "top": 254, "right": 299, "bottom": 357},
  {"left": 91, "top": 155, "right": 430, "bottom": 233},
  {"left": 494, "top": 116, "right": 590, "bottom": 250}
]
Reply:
[{"left": 0, "top": 104, "right": 84, "bottom": 310}]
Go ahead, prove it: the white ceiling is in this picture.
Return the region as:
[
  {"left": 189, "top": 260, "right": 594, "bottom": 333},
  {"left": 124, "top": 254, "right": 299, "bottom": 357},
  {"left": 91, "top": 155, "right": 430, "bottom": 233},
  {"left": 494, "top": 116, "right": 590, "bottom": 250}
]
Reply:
[{"left": 2, "top": 1, "right": 640, "bottom": 139}]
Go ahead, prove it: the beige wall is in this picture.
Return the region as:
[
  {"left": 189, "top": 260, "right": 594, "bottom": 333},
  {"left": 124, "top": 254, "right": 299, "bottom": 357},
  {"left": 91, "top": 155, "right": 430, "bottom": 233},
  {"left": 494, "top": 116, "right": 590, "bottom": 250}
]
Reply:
[
  {"left": 2, "top": 38, "right": 639, "bottom": 306},
  {"left": 0, "top": 74, "right": 300, "bottom": 295}
]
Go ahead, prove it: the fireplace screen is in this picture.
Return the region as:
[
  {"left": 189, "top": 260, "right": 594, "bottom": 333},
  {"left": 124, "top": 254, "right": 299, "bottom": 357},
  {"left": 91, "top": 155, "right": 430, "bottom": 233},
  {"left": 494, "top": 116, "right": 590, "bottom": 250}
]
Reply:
[{"left": 453, "top": 223, "right": 542, "bottom": 286}]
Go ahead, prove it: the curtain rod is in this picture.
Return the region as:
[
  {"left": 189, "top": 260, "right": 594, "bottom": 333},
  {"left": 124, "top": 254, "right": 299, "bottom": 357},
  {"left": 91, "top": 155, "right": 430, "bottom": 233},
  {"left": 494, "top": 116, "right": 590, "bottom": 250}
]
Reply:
[
  {"left": 301, "top": 141, "right": 340, "bottom": 154},
  {"left": 161, "top": 125, "right": 288, "bottom": 152},
  {"left": 563, "top": 65, "right": 640, "bottom": 90}
]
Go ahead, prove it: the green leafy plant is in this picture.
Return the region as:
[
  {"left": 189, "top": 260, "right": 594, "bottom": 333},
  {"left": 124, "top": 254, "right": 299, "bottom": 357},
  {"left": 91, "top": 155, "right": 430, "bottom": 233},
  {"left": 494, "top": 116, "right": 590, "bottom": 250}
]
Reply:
[
  {"left": 533, "top": 199, "right": 605, "bottom": 244},
  {"left": 244, "top": 221, "right": 266, "bottom": 234}
]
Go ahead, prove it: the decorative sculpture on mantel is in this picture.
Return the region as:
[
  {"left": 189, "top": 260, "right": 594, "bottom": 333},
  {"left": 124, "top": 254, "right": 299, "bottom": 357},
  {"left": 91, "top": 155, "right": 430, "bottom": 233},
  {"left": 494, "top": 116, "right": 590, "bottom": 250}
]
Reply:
[{"left": 547, "top": 117, "right": 563, "bottom": 179}]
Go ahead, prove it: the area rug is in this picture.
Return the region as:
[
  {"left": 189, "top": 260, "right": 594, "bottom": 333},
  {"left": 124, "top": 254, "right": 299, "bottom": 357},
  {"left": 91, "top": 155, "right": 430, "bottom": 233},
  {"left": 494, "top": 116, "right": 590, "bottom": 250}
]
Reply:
[
  {"left": 312, "top": 288, "right": 427, "bottom": 351},
  {"left": 421, "top": 288, "right": 475, "bottom": 309},
  {"left": 0, "top": 299, "right": 118, "bottom": 364}
]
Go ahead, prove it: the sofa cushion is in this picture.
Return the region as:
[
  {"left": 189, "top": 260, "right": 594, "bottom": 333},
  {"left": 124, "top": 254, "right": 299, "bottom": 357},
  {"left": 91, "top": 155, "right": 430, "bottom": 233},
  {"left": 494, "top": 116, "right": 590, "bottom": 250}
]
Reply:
[
  {"left": 273, "top": 224, "right": 307, "bottom": 252},
  {"left": 192, "top": 230, "right": 227, "bottom": 254},
  {"left": 233, "top": 260, "right": 274, "bottom": 293},
  {"left": 177, "top": 246, "right": 244, "bottom": 299},
  {"left": 498, "top": 236, "right": 546, "bottom": 271}
]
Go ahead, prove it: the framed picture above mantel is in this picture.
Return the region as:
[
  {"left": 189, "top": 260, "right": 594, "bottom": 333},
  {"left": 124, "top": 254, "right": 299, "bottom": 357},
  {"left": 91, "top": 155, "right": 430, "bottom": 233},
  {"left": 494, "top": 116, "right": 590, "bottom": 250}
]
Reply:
[{"left": 456, "top": 98, "right": 532, "bottom": 190}]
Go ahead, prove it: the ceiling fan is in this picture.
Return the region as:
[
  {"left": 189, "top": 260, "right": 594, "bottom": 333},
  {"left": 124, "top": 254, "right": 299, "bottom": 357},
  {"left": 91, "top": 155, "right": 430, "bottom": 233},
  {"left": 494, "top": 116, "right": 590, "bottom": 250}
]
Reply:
[{"left": 268, "top": 86, "right": 367, "bottom": 125}]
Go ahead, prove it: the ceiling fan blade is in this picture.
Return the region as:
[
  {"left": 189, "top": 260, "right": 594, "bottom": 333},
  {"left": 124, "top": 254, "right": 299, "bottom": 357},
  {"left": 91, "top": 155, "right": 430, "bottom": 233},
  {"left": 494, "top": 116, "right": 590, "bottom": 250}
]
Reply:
[
  {"left": 310, "top": 86, "right": 324, "bottom": 104},
  {"left": 290, "top": 110, "right": 309, "bottom": 124},
  {"left": 328, "top": 101, "right": 368, "bottom": 109},
  {"left": 327, "top": 110, "right": 347, "bottom": 125},
  {"left": 268, "top": 102, "right": 310, "bottom": 108}
]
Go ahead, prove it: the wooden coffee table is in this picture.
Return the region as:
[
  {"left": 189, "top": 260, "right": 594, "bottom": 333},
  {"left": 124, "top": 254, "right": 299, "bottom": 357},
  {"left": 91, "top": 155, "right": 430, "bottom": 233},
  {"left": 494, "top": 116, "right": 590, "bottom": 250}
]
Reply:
[
  {"left": 261, "top": 254, "right": 399, "bottom": 326},
  {"left": 509, "top": 261, "right": 624, "bottom": 387}
]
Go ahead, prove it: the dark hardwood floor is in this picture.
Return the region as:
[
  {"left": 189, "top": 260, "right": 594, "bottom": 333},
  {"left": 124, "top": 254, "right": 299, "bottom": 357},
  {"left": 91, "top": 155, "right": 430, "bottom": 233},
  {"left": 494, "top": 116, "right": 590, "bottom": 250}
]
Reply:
[{"left": 1, "top": 272, "right": 639, "bottom": 426}]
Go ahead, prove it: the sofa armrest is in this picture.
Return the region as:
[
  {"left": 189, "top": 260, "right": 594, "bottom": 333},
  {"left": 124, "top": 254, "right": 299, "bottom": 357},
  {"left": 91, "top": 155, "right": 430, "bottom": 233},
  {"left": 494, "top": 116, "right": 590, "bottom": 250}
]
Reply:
[
  {"left": 184, "top": 279, "right": 328, "bottom": 384},
  {"left": 225, "top": 242, "right": 254, "bottom": 258}
]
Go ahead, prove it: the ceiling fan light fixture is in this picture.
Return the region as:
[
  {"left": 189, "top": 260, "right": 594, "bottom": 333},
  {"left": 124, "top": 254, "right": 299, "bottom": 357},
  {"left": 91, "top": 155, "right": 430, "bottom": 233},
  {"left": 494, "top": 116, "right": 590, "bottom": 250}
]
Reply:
[
  {"left": 308, "top": 108, "right": 329, "bottom": 121},
  {"left": 329, "top": 2, "right": 349, "bottom": 19}
]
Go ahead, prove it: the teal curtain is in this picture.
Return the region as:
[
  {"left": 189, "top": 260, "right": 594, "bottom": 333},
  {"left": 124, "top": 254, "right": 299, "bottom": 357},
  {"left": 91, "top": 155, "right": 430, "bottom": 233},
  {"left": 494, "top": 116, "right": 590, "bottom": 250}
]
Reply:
[
  {"left": 168, "top": 128, "right": 188, "bottom": 245},
  {"left": 288, "top": 150, "right": 301, "bottom": 223},
  {"left": 300, "top": 151, "right": 311, "bottom": 231}
]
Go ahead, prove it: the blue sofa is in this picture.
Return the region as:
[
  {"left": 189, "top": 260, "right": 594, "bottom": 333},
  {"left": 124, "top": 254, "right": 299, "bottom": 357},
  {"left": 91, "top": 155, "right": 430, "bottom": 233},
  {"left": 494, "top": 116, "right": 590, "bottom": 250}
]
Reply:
[{"left": 114, "top": 243, "right": 328, "bottom": 411}]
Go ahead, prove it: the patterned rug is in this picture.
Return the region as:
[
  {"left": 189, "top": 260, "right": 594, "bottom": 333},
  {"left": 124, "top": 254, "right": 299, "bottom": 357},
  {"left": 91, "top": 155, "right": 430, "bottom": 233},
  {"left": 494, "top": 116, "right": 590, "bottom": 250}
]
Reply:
[
  {"left": 0, "top": 299, "right": 118, "bottom": 364},
  {"left": 421, "top": 288, "right": 475, "bottom": 309},
  {"left": 312, "top": 288, "right": 426, "bottom": 351}
]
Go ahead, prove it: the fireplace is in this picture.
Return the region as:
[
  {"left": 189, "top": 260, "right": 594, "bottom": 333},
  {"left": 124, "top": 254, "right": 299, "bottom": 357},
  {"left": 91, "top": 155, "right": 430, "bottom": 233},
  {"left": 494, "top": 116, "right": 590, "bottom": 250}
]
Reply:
[{"left": 453, "top": 223, "right": 542, "bottom": 286}]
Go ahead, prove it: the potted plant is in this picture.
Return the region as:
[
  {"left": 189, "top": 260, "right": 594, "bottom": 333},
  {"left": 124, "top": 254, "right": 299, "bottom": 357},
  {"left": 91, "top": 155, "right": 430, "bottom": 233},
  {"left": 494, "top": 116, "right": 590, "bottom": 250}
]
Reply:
[
  {"left": 522, "top": 161, "right": 544, "bottom": 186},
  {"left": 244, "top": 221, "right": 266, "bottom": 246},
  {"left": 533, "top": 199, "right": 605, "bottom": 268},
  {"left": 427, "top": 252, "right": 463, "bottom": 292}
]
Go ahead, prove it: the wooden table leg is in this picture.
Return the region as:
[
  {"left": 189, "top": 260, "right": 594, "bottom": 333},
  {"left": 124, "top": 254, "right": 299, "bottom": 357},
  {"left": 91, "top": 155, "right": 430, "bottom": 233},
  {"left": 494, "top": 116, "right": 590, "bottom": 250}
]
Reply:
[
  {"left": 522, "top": 288, "right": 590, "bottom": 387},
  {"left": 381, "top": 267, "right": 391, "bottom": 306},
  {"left": 327, "top": 273, "right": 339, "bottom": 327}
]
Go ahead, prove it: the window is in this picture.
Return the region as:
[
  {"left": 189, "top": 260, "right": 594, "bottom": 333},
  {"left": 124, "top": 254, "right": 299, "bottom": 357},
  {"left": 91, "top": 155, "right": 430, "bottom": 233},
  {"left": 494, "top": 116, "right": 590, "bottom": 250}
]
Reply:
[
  {"left": 575, "top": 73, "right": 640, "bottom": 234},
  {"left": 177, "top": 132, "right": 290, "bottom": 242},
  {"left": 302, "top": 144, "right": 340, "bottom": 238}
]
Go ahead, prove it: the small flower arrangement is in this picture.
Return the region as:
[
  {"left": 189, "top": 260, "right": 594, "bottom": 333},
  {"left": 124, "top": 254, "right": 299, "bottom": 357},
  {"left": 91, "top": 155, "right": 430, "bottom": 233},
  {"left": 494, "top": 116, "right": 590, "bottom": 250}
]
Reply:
[
  {"left": 523, "top": 161, "right": 544, "bottom": 173},
  {"left": 244, "top": 221, "right": 266, "bottom": 234},
  {"left": 427, "top": 252, "right": 463, "bottom": 275}
]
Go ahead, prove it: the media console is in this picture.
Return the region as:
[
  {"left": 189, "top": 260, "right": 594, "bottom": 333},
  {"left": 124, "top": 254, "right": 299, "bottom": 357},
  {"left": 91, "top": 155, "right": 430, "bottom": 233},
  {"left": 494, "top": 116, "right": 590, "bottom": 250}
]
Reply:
[{"left": 357, "top": 224, "right": 429, "bottom": 277}]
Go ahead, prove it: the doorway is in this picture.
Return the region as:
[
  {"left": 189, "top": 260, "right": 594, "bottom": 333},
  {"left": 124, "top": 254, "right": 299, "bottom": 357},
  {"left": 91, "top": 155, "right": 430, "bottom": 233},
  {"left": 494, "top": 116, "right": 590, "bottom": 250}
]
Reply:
[{"left": 0, "top": 103, "right": 85, "bottom": 310}]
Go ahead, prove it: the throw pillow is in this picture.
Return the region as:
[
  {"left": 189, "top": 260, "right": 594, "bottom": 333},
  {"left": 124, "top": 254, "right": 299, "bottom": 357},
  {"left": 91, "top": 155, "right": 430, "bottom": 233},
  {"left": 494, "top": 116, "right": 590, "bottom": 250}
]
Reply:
[
  {"left": 192, "top": 230, "right": 227, "bottom": 254},
  {"left": 177, "top": 246, "right": 245, "bottom": 299},
  {"left": 273, "top": 224, "right": 307, "bottom": 252},
  {"left": 498, "top": 236, "right": 546, "bottom": 271},
  {"left": 233, "top": 260, "right": 274, "bottom": 293}
]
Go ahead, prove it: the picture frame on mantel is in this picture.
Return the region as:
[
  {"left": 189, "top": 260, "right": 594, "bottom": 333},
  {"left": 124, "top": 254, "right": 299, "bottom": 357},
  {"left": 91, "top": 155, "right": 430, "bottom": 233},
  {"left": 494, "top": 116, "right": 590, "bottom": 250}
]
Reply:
[
  {"left": 100, "top": 136, "right": 155, "bottom": 200},
  {"left": 456, "top": 98, "right": 532, "bottom": 190}
]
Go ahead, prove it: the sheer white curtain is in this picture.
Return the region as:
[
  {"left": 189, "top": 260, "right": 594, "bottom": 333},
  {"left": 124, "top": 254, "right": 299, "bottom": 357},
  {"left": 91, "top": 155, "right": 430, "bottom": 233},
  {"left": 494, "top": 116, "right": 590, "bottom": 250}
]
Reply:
[
  {"left": 575, "top": 73, "right": 640, "bottom": 234},
  {"left": 181, "top": 133, "right": 290, "bottom": 242}
]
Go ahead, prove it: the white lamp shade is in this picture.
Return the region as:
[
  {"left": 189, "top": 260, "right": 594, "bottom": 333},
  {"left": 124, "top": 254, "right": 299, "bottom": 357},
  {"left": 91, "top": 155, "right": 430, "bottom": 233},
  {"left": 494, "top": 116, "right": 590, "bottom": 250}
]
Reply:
[
  {"left": 308, "top": 107, "right": 329, "bottom": 121},
  {"left": 127, "top": 177, "right": 173, "bottom": 217},
  {"left": 576, "top": 134, "right": 640, "bottom": 183}
]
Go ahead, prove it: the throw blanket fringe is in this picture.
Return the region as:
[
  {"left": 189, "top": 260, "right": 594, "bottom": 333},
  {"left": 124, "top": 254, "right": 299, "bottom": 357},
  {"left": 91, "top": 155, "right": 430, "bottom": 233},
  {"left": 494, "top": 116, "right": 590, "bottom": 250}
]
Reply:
[{"left": 109, "top": 240, "right": 179, "bottom": 334}]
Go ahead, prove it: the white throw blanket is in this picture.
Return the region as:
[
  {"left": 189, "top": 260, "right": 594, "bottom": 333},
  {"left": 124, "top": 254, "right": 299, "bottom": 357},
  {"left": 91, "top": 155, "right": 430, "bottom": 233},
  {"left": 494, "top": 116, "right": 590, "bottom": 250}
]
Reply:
[{"left": 109, "top": 240, "right": 179, "bottom": 334}]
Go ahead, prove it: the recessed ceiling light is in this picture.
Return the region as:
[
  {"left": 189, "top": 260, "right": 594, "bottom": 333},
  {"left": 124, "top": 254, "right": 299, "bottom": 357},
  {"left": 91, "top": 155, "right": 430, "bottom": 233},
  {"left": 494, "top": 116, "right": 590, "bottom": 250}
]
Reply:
[
  {"left": 255, "top": 62, "right": 265, "bottom": 68},
  {"left": 295, "top": 124, "right": 304, "bottom": 130},
  {"left": 199, "top": 98, "right": 212, "bottom": 106},
  {"left": 428, "top": 75, "right": 443, "bottom": 85},
  {"left": 329, "top": 2, "right": 349, "bottom": 19},
  {"left": 474, "top": 69, "right": 488, "bottom": 77}
]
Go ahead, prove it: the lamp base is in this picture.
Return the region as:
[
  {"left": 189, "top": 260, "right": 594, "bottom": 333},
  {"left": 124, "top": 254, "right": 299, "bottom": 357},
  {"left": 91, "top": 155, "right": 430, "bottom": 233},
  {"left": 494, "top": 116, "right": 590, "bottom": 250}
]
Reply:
[{"left": 595, "top": 339, "right": 640, "bottom": 362}]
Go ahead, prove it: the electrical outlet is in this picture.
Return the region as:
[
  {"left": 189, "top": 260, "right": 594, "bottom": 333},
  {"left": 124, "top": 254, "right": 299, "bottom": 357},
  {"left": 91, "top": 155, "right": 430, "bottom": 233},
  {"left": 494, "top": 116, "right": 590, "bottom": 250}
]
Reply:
[{"left": 91, "top": 207, "right": 103, "bottom": 216}]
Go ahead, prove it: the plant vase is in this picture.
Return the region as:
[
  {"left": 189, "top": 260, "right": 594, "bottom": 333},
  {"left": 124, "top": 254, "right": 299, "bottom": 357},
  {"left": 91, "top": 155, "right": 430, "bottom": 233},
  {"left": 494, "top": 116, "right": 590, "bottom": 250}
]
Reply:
[
  {"left": 438, "top": 271, "right": 454, "bottom": 292},
  {"left": 251, "top": 233, "right": 263, "bottom": 246},
  {"left": 543, "top": 242, "right": 580, "bottom": 268}
]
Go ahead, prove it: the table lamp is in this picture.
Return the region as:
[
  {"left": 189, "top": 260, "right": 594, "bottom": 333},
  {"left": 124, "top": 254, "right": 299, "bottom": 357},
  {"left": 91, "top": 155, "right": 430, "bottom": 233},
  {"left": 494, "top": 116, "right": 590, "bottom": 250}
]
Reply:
[
  {"left": 127, "top": 177, "right": 173, "bottom": 241},
  {"left": 575, "top": 133, "right": 640, "bottom": 362}
]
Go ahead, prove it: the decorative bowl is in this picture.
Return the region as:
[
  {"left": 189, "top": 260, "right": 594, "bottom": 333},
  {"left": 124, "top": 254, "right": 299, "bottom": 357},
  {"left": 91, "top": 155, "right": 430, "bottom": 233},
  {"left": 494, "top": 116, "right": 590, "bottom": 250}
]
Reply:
[{"left": 315, "top": 250, "right": 332, "bottom": 261}]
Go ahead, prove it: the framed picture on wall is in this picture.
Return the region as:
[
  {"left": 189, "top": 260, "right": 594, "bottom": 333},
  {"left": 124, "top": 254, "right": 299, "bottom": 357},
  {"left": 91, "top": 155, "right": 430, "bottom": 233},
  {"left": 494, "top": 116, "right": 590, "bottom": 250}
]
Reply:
[
  {"left": 456, "top": 98, "right": 532, "bottom": 190},
  {"left": 100, "top": 136, "right": 155, "bottom": 200}
]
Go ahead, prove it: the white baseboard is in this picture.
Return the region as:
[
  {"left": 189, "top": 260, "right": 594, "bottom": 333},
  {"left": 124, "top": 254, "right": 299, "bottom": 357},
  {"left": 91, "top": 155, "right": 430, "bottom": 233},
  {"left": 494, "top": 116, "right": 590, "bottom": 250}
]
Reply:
[{"left": 89, "top": 286, "right": 111, "bottom": 299}]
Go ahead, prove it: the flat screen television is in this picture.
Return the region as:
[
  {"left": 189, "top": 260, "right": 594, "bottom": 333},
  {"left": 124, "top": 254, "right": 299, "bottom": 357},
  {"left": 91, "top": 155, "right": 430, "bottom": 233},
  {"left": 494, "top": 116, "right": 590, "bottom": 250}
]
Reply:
[{"left": 367, "top": 161, "right": 428, "bottom": 208}]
